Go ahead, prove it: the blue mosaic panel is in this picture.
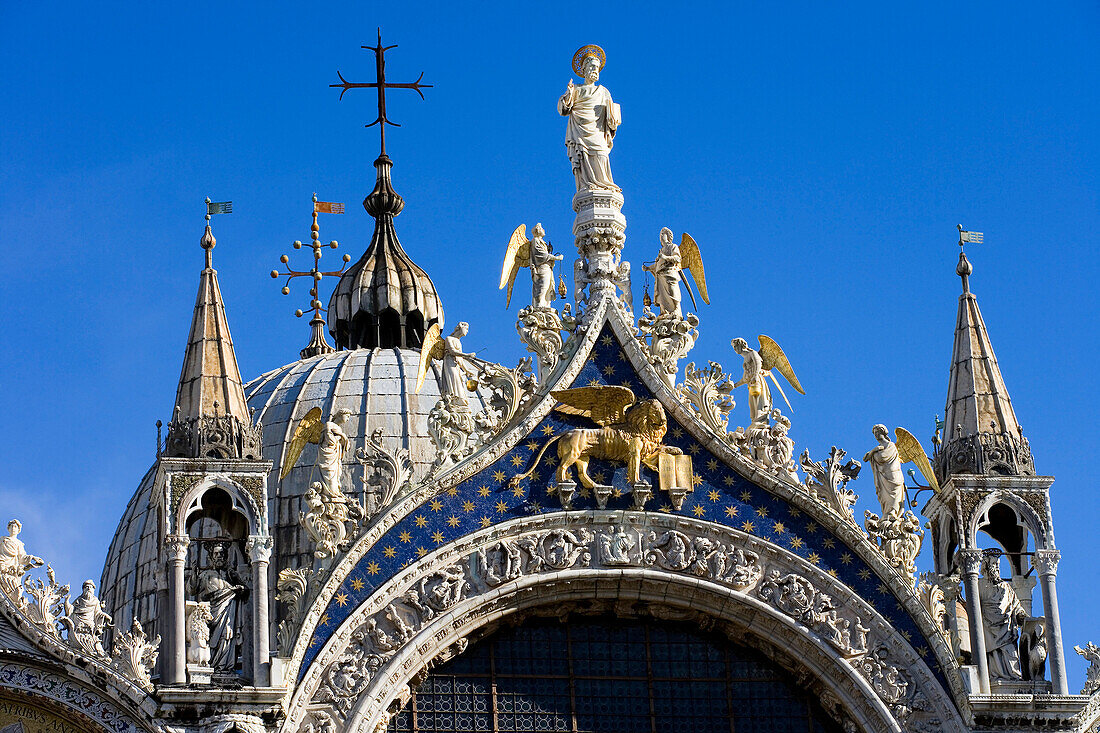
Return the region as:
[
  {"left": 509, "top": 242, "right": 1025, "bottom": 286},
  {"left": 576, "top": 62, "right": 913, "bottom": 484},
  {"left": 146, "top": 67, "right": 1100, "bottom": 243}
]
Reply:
[
  {"left": 386, "top": 617, "right": 844, "bottom": 733},
  {"left": 301, "top": 325, "right": 947, "bottom": 693}
]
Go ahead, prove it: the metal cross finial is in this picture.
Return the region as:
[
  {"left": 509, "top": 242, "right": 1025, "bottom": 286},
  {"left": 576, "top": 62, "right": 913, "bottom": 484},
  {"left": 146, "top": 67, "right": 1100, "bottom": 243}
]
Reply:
[
  {"left": 270, "top": 195, "right": 352, "bottom": 357},
  {"left": 331, "top": 28, "right": 433, "bottom": 156}
]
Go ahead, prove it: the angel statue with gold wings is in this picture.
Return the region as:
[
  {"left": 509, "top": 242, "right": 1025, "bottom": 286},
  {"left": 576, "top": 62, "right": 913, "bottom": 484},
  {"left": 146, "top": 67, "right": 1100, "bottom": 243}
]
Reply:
[
  {"left": 643, "top": 228, "right": 709, "bottom": 318},
  {"left": 500, "top": 223, "right": 563, "bottom": 310},
  {"left": 415, "top": 322, "right": 480, "bottom": 406},
  {"left": 864, "top": 425, "right": 939, "bottom": 517},
  {"left": 731, "top": 335, "right": 805, "bottom": 426}
]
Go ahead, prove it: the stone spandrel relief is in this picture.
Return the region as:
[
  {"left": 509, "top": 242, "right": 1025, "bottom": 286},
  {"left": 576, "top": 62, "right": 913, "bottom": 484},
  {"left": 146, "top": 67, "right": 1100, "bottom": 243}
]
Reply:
[{"left": 303, "top": 517, "right": 946, "bottom": 733}]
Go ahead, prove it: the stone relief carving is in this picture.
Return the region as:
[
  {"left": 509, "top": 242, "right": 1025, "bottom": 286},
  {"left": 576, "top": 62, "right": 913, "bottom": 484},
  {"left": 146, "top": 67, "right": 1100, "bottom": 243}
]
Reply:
[
  {"left": 301, "top": 517, "right": 948, "bottom": 733},
  {"left": 677, "top": 361, "right": 734, "bottom": 435},
  {"left": 756, "top": 569, "right": 868, "bottom": 657},
  {"left": 729, "top": 408, "right": 799, "bottom": 483},
  {"left": 112, "top": 619, "right": 160, "bottom": 692},
  {"left": 1075, "top": 642, "right": 1100, "bottom": 695},
  {"left": 186, "top": 600, "right": 214, "bottom": 666},
  {"left": 22, "top": 564, "right": 69, "bottom": 638},
  {"left": 915, "top": 573, "right": 948, "bottom": 641},
  {"left": 516, "top": 305, "right": 565, "bottom": 382},
  {"left": 638, "top": 307, "right": 699, "bottom": 387},
  {"left": 356, "top": 429, "right": 413, "bottom": 516},
  {"left": 855, "top": 643, "right": 925, "bottom": 725},
  {"left": 799, "top": 447, "right": 861, "bottom": 526},
  {"left": 276, "top": 566, "right": 314, "bottom": 655},
  {"left": 0, "top": 662, "right": 144, "bottom": 733},
  {"left": 865, "top": 509, "right": 924, "bottom": 580}
]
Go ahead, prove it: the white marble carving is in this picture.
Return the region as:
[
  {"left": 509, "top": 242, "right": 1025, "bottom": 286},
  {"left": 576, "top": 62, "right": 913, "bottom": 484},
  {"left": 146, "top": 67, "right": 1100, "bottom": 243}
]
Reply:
[
  {"left": 517, "top": 305, "right": 565, "bottom": 382},
  {"left": 277, "top": 566, "right": 314, "bottom": 655},
  {"left": 0, "top": 519, "right": 43, "bottom": 605},
  {"left": 559, "top": 46, "right": 621, "bottom": 193},
  {"left": 186, "top": 600, "right": 213, "bottom": 665},
  {"left": 799, "top": 447, "right": 861, "bottom": 525},
  {"left": 22, "top": 564, "right": 69, "bottom": 639},
  {"left": 1075, "top": 642, "right": 1100, "bottom": 695},
  {"left": 356, "top": 429, "right": 413, "bottom": 515},
  {"left": 194, "top": 542, "right": 249, "bottom": 673},
  {"left": 112, "top": 618, "right": 160, "bottom": 692},
  {"left": 979, "top": 553, "right": 1028, "bottom": 681},
  {"left": 865, "top": 424, "right": 907, "bottom": 517},
  {"left": 61, "top": 579, "right": 112, "bottom": 658},
  {"left": 678, "top": 361, "right": 735, "bottom": 435},
  {"left": 756, "top": 569, "right": 868, "bottom": 657},
  {"left": 864, "top": 509, "right": 923, "bottom": 580}
]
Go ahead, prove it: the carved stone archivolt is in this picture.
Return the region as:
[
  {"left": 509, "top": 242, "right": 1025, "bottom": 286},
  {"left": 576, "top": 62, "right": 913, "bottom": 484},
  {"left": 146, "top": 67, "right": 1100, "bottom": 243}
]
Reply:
[
  {"left": 0, "top": 660, "right": 150, "bottom": 733},
  {"left": 285, "top": 512, "right": 962, "bottom": 733}
]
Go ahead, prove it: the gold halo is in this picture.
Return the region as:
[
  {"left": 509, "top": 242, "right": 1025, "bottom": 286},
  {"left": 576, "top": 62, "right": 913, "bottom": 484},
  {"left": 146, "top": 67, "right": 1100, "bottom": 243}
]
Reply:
[{"left": 572, "top": 44, "right": 606, "bottom": 77}]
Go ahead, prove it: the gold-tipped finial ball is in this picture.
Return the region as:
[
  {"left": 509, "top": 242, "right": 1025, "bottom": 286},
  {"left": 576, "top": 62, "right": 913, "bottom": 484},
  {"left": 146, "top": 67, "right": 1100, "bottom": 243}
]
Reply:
[
  {"left": 282, "top": 287, "right": 290, "bottom": 295},
  {"left": 295, "top": 309, "right": 304, "bottom": 318},
  {"left": 270, "top": 270, "right": 279, "bottom": 278},
  {"left": 343, "top": 254, "right": 351, "bottom": 262},
  {"left": 312, "top": 299, "right": 322, "bottom": 309},
  {"left": 330, "top": 240, "right": 338, "bottom": 247},
  {"left": 313, "top": 272, "right": 322, "bottom": 281},
  {"left": 280, "top": 254, "right": 289, "bottom": 264},
  {"left": 293, "top": 240, "right": 303, "bottom": 249}
]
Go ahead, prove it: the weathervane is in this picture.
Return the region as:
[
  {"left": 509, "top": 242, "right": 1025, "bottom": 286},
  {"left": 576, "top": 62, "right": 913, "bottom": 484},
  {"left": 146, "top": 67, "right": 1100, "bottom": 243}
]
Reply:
[
  {"left": 270, "top": 195, "right": 352, "bottom": 358},
  {"left": 331, "top": 28, "right": 432, "bottom": 155},
  {"left": 956, "top": 224, "right": 983, "bottom": 294}
]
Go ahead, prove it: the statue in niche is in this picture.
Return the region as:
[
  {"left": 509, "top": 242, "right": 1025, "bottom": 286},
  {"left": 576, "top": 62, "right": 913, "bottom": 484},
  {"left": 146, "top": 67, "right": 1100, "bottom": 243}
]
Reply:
[
  {"left": 978, "top": 553, "right": 1027, "bottom": 681},
  {"left": 193, "top": 542, "right": 249, "bottom": 673},
  {"left": 559, "top": 44, "right": 621, "bottom": 193},
  {"left": 0, "top": 519, "right": 42, "bottom": 600},
  {"left": 61, "top": 579, "right": 112, "bottom": 657}
]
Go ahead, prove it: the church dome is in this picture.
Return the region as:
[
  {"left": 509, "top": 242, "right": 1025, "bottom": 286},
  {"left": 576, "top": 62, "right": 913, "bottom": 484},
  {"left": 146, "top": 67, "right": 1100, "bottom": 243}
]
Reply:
[
  {"left": 244, "top": 347, "right": 495, "bottom": 574},
  {"left": 99, "top": 347, "right": 497, "bottom": 636}
]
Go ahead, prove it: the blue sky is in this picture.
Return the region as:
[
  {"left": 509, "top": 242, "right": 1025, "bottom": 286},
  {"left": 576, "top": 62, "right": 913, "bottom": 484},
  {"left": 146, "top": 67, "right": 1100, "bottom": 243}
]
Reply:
[{"left": 1, "top": 1, "right": 1097, "bottom": 682}]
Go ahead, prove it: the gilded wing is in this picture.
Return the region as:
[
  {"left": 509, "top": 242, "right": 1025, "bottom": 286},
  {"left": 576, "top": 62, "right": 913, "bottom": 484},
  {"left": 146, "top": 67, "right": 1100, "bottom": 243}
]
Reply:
[
  {"left": 280, "top": 406, "right": 324, "bottom": 480},
  {"left": 415, "top": 323, "right": 446, "bottom": 393},
  {"left": 758, "top": 334, "right": 805, "bottom": 395},
  {"left": 679, "top": 233, "right": 710, "bottom": 305},
  {"left": 895, "top": 426, "right": 940, "bottom": 493},
  {"left": 551, "top": 385, "right": 636, "bottom": 427},
  {"left": 500, "top": 224, "right": 531, "bottom": 308}
]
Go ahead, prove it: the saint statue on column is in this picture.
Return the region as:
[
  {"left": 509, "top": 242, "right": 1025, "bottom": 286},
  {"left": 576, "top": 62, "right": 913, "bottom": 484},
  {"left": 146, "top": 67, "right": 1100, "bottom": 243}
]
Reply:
[{"left": 559, "top": 44, "right": 621, "bottom": 193}]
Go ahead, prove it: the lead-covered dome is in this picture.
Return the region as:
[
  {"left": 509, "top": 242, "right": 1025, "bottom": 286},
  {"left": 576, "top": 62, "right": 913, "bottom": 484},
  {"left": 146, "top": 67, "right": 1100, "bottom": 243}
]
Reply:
[{"left": 244, "top": 347, "right": 494, "bottom": 573}]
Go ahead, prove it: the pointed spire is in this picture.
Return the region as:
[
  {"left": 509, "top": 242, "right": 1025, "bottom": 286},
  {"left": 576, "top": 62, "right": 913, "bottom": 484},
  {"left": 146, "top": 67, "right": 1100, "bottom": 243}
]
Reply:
[
  {"left": 165, "top": 218, "right": 262, "bottom": 460},
  {"left": 934, "top": 229, "right": 1034, "bottom": 481}
]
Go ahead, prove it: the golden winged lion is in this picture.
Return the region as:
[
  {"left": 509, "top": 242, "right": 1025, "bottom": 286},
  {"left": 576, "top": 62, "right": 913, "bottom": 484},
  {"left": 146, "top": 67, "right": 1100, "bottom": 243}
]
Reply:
[{"left": 509, "top": 386, "right": 683, "bottom": 490}]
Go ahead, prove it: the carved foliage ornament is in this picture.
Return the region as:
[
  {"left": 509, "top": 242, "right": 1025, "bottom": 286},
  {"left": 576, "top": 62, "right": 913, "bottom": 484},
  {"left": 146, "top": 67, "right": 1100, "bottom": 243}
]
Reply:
[{"left": 303, "top": 519, "right": 941, "bottom": 731}]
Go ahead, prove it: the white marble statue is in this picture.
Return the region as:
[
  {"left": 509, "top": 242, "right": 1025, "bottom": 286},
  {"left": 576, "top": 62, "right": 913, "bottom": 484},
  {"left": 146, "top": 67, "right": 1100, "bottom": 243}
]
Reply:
[
  {"left": 558, "top": 45, "right": 621, "bottom": 192},
  {"left": 0, "top": 519, "right": 43, "bottom": 600},
  {"left": 865, "top": 424, "right": 907, "bottom": 517},
  {"left": 62, "top": 579, "right": 112, "bottom": 657},
  {"left": 185, "top": 600, "right": 213, "bottom": 666},
  {"left": 440, "top": 322, "right": 478, "bottom": 405},
  {"left": 528, "top": 225, "right": 563, "bottom": 309},
  {"left": 644, "top": 228, "right": 683, "bottom": 318},
  {"left": 194, "top": 542, "right": 249, "bottom": 673},
  {"left": 317, "top": 409, "right": 352, "bottom": 501},
  {"left": 979, "top": 553, "right": 1028, "bottom": 681}
]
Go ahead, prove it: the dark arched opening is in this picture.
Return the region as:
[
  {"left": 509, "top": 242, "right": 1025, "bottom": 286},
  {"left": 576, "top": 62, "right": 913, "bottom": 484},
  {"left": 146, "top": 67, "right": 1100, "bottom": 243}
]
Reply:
[{"left": 387, "top": 616, "right": 844, "bottom": 733}]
